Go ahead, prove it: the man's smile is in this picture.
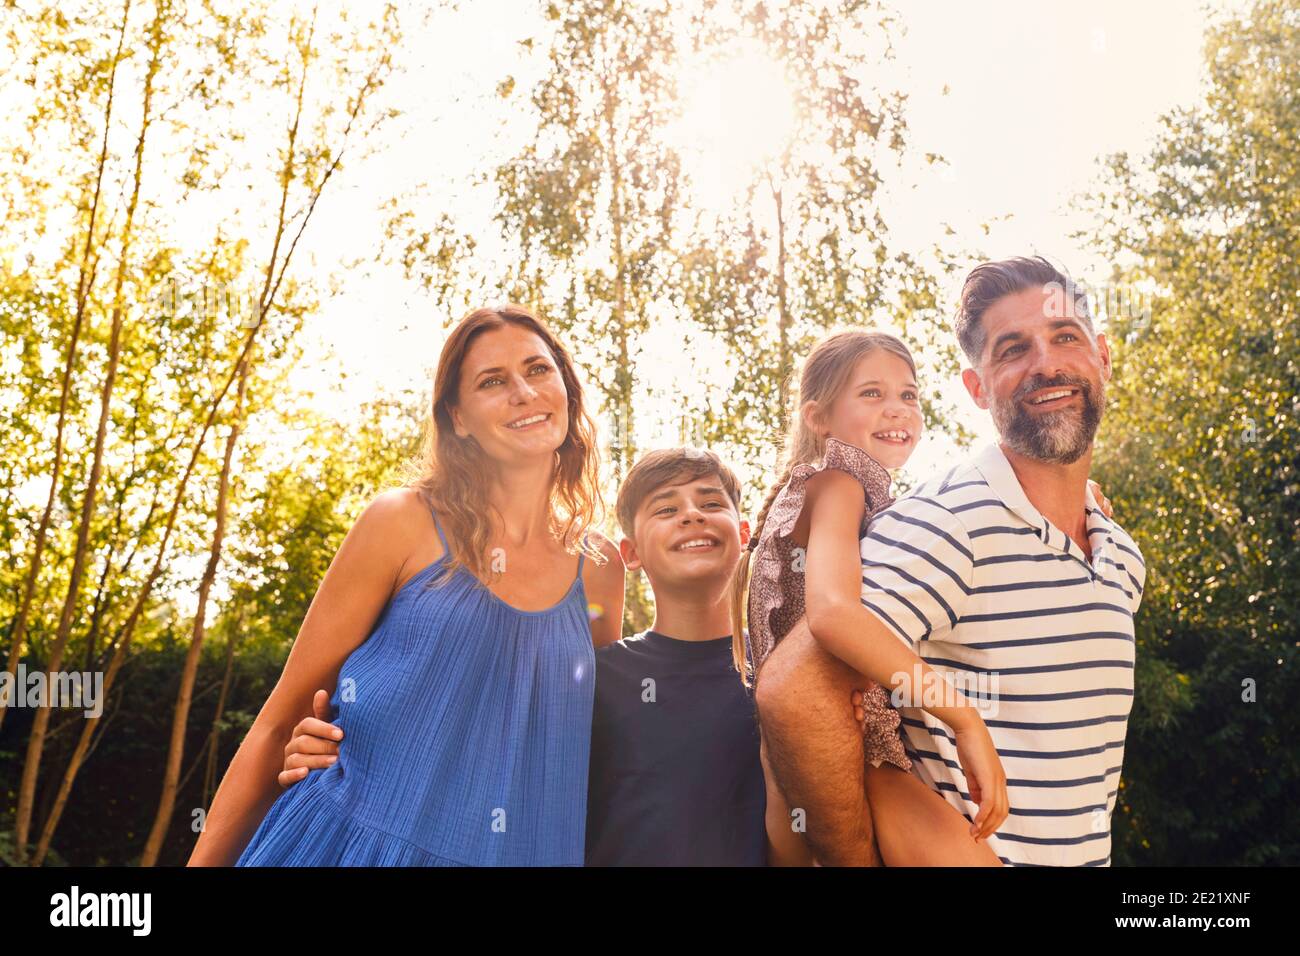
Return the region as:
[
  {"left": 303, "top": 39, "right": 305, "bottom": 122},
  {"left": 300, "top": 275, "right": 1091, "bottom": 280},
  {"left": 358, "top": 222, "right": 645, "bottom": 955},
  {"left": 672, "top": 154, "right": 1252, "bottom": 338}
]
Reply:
[{"left": 1021, "top": 386, "right": 1082, "bottom": 410}]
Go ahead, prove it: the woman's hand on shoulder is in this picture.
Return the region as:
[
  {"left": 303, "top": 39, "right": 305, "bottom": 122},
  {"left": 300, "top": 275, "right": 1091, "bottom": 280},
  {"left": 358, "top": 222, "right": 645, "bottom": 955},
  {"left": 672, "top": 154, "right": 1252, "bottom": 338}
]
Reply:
[{"left": 582, "top": 529, "right": 625, "bottom": 649}]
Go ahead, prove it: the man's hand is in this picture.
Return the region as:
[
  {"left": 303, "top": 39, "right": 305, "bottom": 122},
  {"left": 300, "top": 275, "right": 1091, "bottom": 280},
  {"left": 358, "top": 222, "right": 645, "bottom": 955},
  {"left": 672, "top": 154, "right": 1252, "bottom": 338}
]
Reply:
[
  {"left": 851, "top": 688, "right": 868, "bottom": 723},
  {"left": 278, "top": 689, "right": 343, "bottom": 788},
  {"left": 1087, "top": 478, "right": 1113, "bottom": 519}
]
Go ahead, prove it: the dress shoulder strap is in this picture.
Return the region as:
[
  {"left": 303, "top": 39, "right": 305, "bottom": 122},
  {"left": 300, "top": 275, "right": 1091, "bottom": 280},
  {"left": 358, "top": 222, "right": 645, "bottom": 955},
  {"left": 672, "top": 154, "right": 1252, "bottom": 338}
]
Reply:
[
  {"left": 429, "top": 505, "right": 449, "bottom": 552},
  {"left": 575, "top": 532, "right": 588, "bottom": 580}
]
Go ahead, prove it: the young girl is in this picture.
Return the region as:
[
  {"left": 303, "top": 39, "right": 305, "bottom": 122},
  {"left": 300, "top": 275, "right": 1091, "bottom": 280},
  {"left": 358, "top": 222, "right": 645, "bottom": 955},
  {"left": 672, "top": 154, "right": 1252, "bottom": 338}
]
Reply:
[
  {"left": 730, "top": 329, "right": 1007, "bottom": 866},
  {"left": 189, "top": 305, "right": 625, "bottom": 866}
]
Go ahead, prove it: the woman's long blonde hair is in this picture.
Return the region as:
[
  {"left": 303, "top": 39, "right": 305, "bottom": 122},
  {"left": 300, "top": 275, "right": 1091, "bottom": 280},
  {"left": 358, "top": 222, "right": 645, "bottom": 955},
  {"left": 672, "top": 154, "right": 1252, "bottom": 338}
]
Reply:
[
  {"left": 729, "top": 330, "right": 917, "bottom": 685},
  {"left": 408, "top": 304, "right": 606, "bottom": 584}
]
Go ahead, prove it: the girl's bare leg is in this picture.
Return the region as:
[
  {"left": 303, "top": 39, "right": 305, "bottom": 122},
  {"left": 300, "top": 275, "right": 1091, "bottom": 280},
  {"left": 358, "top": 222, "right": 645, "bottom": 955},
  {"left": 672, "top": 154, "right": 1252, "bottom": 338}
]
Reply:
[{"left": 864, "top": 763, "right": 1003, "bottom": 866}]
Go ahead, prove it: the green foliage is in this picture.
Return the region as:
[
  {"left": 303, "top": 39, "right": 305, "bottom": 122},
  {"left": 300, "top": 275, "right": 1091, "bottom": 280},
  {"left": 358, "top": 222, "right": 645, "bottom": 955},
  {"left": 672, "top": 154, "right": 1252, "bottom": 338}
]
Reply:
[
  {"left": 1081, "top": 0, "right": 1299, "bottom": 865},
  {"left": 0, "top": 0, "right": 403, "bottom": 865},
  {"left": 495, "top": 0, "right": 686, "bottom": 482},
  {"left": 222, "top": 395, "right": 425, "bottom": 652}
]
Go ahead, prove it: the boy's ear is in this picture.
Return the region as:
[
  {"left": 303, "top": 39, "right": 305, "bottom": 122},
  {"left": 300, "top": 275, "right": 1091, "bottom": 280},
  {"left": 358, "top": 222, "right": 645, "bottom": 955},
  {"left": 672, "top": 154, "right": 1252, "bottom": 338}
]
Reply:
[{"left": 618, "top": 535, "right": 642, "bottom": 573}]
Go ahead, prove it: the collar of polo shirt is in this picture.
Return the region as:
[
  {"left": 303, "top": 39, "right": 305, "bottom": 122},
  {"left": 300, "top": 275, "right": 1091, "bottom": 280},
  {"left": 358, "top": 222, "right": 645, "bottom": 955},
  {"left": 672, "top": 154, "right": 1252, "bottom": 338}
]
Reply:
[{"left": 971, "top": 442, "right": 1112, "bottom": 569}]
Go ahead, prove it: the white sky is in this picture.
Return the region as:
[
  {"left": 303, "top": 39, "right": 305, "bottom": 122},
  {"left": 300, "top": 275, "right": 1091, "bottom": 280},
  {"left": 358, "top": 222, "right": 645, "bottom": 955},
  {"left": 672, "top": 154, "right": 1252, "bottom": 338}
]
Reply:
[{"left": 279, "top": 0, "right": 1235, "bottom": 498}]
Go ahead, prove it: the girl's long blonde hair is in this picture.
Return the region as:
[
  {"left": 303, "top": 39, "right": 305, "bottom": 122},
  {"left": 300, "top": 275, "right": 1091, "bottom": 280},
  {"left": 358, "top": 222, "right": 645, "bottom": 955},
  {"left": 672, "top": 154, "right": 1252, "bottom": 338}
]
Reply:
[
  {"left": 408, "top": 304, "right": 606, "bottom": 585},
  {"left": 729, "top": 330, "right": 918, "bottom": 685}
]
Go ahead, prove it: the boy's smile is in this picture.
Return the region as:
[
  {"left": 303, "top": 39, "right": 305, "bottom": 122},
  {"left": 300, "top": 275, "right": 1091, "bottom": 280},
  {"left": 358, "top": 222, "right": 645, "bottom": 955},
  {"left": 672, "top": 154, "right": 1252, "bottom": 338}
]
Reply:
[{"left": 670, "top": 533, "right": 721, "bottom": 552}]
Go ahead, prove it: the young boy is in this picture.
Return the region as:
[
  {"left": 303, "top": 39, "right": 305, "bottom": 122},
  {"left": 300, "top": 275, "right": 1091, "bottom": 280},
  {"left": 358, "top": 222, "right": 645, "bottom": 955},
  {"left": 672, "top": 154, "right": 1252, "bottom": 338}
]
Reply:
[
  {"left": 276, "top": 447, "right": 772, "bottom": 865},
  {"left": 584, "top": 447, "right": 766, "bottom": 865}
]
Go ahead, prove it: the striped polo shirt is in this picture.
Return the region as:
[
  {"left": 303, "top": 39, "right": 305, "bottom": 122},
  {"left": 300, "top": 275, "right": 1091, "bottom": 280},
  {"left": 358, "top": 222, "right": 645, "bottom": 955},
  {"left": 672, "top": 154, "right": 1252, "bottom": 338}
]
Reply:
[{"left": 859, "top": 442, "right": 1146, "bottom": 866}]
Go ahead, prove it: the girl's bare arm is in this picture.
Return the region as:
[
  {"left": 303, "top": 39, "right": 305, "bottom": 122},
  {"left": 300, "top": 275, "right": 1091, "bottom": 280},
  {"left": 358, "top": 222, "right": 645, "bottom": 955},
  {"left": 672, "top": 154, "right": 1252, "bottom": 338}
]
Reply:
[
  {"left": 800, "top": 470, "right": 975, "bottom": 723},
  {"left": 801, "top": 469, "right": 1008, "bottom": 839}
]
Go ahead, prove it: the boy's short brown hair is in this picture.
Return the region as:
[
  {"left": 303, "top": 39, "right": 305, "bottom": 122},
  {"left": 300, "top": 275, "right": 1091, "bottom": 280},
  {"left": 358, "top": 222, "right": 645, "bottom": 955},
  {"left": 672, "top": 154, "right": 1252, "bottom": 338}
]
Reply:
[{"left": 615, "top": 448, "right": 743, "bottom": 537}]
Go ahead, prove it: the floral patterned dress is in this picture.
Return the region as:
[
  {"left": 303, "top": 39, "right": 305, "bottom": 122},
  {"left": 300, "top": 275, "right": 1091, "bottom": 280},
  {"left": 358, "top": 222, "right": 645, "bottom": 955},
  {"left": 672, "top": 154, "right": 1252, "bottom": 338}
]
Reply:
[{"left": 746, "top": 437, "right": 912, "bottom": 772}]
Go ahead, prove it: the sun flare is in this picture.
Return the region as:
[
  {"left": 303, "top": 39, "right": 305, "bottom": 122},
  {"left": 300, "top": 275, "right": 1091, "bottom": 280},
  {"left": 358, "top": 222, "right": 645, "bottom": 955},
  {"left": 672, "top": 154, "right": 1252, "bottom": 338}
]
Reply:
[{"left": 670, "top": 43, "right": 798, "bottom": 212}]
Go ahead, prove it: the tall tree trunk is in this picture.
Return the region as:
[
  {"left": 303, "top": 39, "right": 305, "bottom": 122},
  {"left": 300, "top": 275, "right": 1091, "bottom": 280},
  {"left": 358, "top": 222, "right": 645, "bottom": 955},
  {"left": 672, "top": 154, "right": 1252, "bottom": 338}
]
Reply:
[
  {"left": 85, "top": 368, "right": 155, "bottom": 673},
  {"left": 140, "top": 355, "right": 248, "bottom": 866},
  {"left": 203, "top": 609, "right": 245, "bottom": 806},
  {"left": 601, "top": 72, "right": 634, "bottom": 483},
  {"left": 81, "top": 536, "right": 115, "bottom": 674},
  {"left": 0, "top": 0, "right": 132, "bottom": 734},
  {"left": 13, "top": 0, "right": 165, "bottom": 864},
  {"left": 772, "top": 176, "right": 791, "bottom": 428}
]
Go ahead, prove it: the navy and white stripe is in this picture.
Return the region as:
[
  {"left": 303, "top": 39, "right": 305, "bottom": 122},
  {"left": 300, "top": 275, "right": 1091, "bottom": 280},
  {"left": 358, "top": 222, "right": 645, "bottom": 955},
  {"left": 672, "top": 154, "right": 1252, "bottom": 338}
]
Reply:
[{"left": 861, "top": 443, "right": 1146, "bottom": 867}]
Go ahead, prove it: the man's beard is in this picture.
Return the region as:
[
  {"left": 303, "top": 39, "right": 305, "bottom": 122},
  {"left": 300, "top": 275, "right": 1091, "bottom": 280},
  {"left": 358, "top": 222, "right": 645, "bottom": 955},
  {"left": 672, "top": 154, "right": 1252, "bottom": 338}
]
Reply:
[{"left": 990, "top": 373, "right": 1106, "bottom": 465}]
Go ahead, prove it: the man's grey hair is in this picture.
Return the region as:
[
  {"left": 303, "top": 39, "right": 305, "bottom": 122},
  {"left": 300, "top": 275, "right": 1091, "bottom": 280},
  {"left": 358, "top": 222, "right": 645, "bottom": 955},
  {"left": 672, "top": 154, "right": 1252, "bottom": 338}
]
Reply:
[{"left": 954, "top": 256, "right": 1095, "bottom": 364}]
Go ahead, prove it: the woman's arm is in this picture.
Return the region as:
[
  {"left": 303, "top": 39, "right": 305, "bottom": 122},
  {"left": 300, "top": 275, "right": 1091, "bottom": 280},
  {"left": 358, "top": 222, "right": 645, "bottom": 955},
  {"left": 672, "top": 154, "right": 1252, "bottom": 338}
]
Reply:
[
  {"left": 187, "top": 488, "right": 432, "bottom": 865},
  {"left": 582, "top": 531, "right": 626, "bottom": 649}
]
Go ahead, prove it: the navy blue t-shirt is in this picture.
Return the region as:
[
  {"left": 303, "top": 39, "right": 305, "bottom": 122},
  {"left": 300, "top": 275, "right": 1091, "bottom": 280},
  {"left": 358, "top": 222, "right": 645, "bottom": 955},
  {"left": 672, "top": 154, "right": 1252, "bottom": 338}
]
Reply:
[{"left": 585, "top": 630, "right": 767, "bottom": 866}]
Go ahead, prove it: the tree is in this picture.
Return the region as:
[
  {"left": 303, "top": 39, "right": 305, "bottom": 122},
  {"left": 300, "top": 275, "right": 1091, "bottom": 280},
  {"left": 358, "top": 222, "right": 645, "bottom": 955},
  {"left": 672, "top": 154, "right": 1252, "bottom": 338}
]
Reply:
[
  {"left": 0, "top": 0, "right": 132, "bottom": 736},
  {"left": 494, "top": 0, "right": 684, "bottom": 485},
  {"left": 12, "top": 0, "right": 175, "bottom": 863},
  {"left": 1080, "top": 0, "right": 1299, "bottom": 864},
  {"left": 673, "top": 0, "right": 971, "bottom": 493},
  {"left": 0, "top": 0, "right": 401, "bottom": 866}
]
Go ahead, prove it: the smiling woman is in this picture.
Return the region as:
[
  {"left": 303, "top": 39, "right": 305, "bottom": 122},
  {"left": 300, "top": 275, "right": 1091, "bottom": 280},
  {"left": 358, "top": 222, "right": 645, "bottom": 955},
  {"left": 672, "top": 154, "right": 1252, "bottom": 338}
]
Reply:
[
  {"left": 419, "top": 305, "right": 608, "bottom": 588},
  {"left": 189, "top": 303, "right": 625, "bottom": 867}
]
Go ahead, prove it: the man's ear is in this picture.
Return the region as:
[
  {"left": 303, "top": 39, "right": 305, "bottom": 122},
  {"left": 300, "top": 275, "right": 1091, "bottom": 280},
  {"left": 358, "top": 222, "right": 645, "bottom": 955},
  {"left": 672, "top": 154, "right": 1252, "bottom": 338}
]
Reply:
[
  {"left": 961, "top": 367, "right": 990, "bottom": 410},
  {"left": 1095, "top": 331, "right": 1113, "bottom": 384},
  {"left": 618, "top": 535, "right": 642, "bottom": 573}
]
